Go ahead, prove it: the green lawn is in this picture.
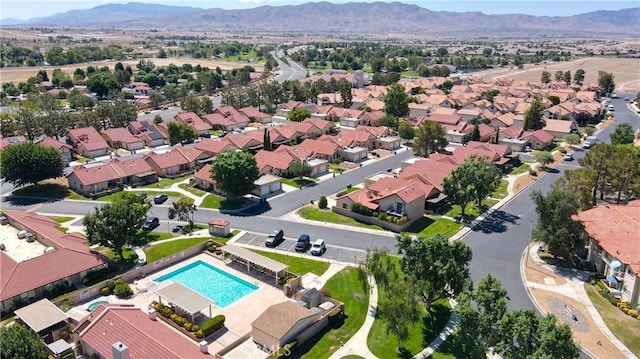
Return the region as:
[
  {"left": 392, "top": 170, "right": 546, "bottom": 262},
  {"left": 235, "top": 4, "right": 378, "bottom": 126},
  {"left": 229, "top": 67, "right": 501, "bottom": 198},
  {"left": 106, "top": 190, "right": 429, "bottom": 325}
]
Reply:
[
  {"left": 282, "top": 177, "right": 318, "bottom": 188},
  {"left": 368, "top": 298, "right": 451, "bottom": 358},
  {"left": 400, "top": 71, "right": 419, "bottom": 77},
  {"left": 585, "top": 284, "right": 640, "bottom": 355},
  {"left": 218, "top": 50, "right": 265, "bottom": 63},
  {"left": 98, "top": 190, "right": 186, "bottom": 202},
  {"left": 431, "top": 338, "right": 463, "bottom": 359},
  {"left": 12, "top": 183, "right": 85, "bottom": 200},
  {"left": 142, "top": 175, "right": 191, "bottom": 189},
  {"left": 492, "top": 180, "right": 509, "bottom": 199},
  {"left": 132, "top": 231, "right": 174, "bottom": 246},
  {"left": 250, "top": 249, "right": 330, "bottom": 276},
  {"left": 178, "top": 184, "right": 208, "bottom": 197},
  {"left": 48, "top": 216, "right": 75, "bottom": 223},
  {"left": 335, "top": 187, "right": 361, "bottom": 197},
  {"left": 299, "top": 267, "right": 369, "bottom": 359},
  {"left": 404, "top": 216, "right": 462, "bottom": 238},
  {"left": 443, "top": 199, "right": 499, "bottom": 221},
  {"left": 143, "top": 237, "right": 211, "bottom": 263},
  {"left": 508, "top": 162, "right": 531, "bottom": 176},
  {"left": 297, "top": 206, "right": 386, "bottom": 231},
  {"left": 200, "top": 194, "right": 224, "bottom": 209}
]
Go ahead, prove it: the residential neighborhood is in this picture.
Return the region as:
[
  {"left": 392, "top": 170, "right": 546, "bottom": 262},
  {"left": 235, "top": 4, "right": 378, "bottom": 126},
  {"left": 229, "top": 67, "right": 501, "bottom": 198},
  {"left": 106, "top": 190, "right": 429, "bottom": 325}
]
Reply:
[{"left": 1, "top": 4, "right": 640, "bottom": 358}]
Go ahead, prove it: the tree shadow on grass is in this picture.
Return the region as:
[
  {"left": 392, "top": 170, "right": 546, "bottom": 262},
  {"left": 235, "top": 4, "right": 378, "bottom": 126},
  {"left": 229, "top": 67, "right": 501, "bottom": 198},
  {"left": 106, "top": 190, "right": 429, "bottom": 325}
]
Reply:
[
  {"left": 288, "top": 314, "right": 348, "bottom": 359},
  {"left": 421, "top": 301, "right": 453, "bottom": 349}
]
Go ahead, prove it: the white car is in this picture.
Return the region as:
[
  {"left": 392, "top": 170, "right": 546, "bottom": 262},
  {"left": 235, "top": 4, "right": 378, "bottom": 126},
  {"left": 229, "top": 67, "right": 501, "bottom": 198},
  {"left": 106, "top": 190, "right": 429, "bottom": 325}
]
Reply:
[
  {"left": 563, "top": 153, "right": 573, "bottom": 161},
  {"left": 310, "top": 239, "right": 326, "bottom": 256}
]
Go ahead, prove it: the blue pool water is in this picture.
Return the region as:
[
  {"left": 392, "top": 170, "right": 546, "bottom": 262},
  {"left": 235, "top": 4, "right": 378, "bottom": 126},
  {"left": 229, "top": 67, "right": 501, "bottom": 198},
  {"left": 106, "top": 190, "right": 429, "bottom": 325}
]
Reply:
[{"left": 154, "top": 260, "right": 258, "bottom": 308}]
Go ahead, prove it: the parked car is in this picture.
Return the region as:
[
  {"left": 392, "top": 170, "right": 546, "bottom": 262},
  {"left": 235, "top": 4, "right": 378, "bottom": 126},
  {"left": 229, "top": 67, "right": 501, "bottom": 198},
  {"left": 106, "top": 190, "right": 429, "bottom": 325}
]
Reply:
[
  {"left": 153, "top": 194, "right": 168, "bottom": 204},
  {"left": 265, "top": 229, "right": 284, "bottom": 247},
  {"left": 563, "top": 153, "right": 573, "bottom": 161},
  {"left": 172, "top": 224, "right": 185, "bottom": 233},
  {"left": 141, "top": 216, "right": 160, "bottom": 231},
  {"left": 310, "top": 239, "right": 326, "bottom": 256},
  {"left": 295, "top": 234, "right": 311, "bottom": 252}
]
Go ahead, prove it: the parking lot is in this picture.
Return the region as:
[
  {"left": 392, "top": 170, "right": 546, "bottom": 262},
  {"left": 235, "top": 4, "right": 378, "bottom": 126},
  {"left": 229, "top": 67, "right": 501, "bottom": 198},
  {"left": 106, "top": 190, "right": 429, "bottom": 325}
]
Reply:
[{"left": 234, "top": 232, "right": 366, "bottom": 264}]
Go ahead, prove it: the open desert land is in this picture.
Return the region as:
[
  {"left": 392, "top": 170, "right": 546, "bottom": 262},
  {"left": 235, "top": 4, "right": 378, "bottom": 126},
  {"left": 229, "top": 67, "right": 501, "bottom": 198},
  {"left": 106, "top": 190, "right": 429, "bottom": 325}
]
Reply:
[
  {"left": 0, "top": 57, "right": 264, "bottom": 85},
  {"left": 492, "top": 57, "right": 640, "bottom": 93}
]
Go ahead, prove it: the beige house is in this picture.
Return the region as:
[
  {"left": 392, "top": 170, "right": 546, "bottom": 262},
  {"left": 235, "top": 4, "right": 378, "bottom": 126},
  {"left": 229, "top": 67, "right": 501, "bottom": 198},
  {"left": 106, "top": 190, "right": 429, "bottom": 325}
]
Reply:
[{"left": 251, "top": 301, "right": 321, "bottom": 351}]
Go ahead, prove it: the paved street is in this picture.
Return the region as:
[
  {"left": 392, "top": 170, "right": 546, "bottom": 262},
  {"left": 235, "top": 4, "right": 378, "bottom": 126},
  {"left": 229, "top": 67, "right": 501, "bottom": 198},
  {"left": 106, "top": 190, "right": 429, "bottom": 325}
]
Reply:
[{"left": 273, "top": 50, "right": 307, "bottom": 83}]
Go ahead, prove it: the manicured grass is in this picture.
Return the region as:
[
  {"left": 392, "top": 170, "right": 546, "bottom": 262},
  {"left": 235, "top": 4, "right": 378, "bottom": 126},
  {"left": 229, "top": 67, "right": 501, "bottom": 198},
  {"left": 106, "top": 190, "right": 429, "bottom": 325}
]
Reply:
[
  {"left": 213, "top": 230, "right": 240, "bottom": 245},
  {"left": 218, "top": 50, "right": 264, "bottom": 63},
  {"left": 98, "top": 190, "right": 186, "bottom": 202},
  {"left": 299, "top": 267, "right": 369, "bottom": 359},
  {"left": 220, "top": 197, "right": 254, "bottom": 210},
  {"left": 12, "top": 183, "right": 84, "bottom": 200},
  {"left": 508, "top": 162, "right": 531, "bottom": 176},
  {"left": 143, "top": 237, "right": 211, "bottom": 263},
  {"left": 335, "top": 187, "right": 361, "bottom": 197},
  {"left": 297, "top": 206, "right": 386, "bottom": 231},
  {"left": 282, "top": 178, "right": 298, "bottom": 188},
  {"left": 178, "top": 184, "right": 208, "bottom": 197},
  {"left": 49, "top": 216, "right": 75, "bottom": 223},
  {"left": 200, "top": 194, "right": 224, "bottom": 209},
  {"left": 341, "top": 356, "right": 365, "bottom": 359},
  {"left": 404, "top": 216, "right": 462, "bottom": 238},
  {"left": 75, "top": 156, "right": 88, "bottom": 164},
  {"left": 368, "top": 298, "right": 451, "bottom": 358},
  {"left": 56, "top": 226, "right": 68, "bottom": 233},
  {"left": 443, "top": 199, "right": 499, "bottom": 221},
  {"left": 585, "top": 284, "right": 640, "bottom": 355},
  {"left": 142, "top": 175, "right": 191, "bottom": 189},
  {"left": 400, "top": 70, "right": 419, "bottom": 77},
  {"left": 282, "top": 177, "right": 318, "bottom": 188},
  {"left": 210, "top": 130, "right": 223, "bottom": 136},
  {"left": 251, "top": 249, "right": 330, "bottom": 276},
  {"left": 431, "top": 338, "right": 463, "bottom": 359},
  {"left": 133, "top": 231, "right": 174, "bottom": 246},
  {"left": 492, "top": 180, "right": 509, "bottom": 199},
  {"left": 328, "top": 163, "right": 347, "bottom": 173}
]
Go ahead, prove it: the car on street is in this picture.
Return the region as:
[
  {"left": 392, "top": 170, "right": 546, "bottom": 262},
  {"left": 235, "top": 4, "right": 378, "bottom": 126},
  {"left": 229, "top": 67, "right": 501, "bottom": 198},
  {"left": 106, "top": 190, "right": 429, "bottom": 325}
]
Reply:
[
  {"left": 172, "top": 224, "right": 185, "bottom": 233},
  {"left": 295, "top": 234, "right": 311, "bottom": 252},
  {"left": 265, "top": 229, "right": 284, "bottom": 247},
  {"left": 141, "top": 216, "right": 159, "bottom": 231},
  {"left": 563, "top": 153, "right": 573, "bottom": 161},
  {"left": 153, "top": 194, "right": 168, "bottom": 204},
  {"left": 310, "top": 239, "right": 326, "bottom": 256}
]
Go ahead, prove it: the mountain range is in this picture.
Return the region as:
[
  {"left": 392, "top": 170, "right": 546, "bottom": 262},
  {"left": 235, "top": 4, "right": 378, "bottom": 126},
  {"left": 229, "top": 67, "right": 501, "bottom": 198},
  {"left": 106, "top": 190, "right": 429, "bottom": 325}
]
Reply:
[{"left": 3, "top": 1, "right": 639, "bottom": 37}]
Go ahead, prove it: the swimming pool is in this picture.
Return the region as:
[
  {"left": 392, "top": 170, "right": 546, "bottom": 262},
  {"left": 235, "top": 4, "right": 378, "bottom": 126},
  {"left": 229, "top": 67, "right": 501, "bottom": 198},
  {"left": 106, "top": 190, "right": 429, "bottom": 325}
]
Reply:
[{"left": 154, "top": 260, "right": 258, "bottom": 308}]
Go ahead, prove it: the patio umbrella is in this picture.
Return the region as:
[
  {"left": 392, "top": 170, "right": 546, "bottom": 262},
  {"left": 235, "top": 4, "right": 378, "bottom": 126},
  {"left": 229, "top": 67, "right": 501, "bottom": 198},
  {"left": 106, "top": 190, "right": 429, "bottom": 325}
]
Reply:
[
  {"left": 606, "top": 275, "right": 619, "bottom": 284},
  {"left": 610, "top": 260, "right": 622, "bottom": 269}
]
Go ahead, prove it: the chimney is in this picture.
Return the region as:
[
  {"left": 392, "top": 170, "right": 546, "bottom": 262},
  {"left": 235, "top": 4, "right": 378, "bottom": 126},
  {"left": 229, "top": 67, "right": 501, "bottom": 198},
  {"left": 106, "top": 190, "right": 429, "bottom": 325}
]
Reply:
[
  {"left": 148, "top": 308, "right": 157, "bottom": 321},
  {"left": 112, "top": 342, "right": 129, "bottom": 359},
  {"left": 199, "top": 340, "right": 209, "bottom": 354}
]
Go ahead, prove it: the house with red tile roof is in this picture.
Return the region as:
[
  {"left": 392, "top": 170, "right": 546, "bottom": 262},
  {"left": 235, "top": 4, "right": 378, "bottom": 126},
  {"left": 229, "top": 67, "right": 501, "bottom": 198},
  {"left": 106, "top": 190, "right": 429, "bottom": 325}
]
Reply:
[
  {"left": 67, "top": 158, "right": 157, "bottom": 196},
  {"left": 174, "top": 112, "right": 212, "bottom": 135},
  {"left": 521, "top": 129, "right": 555, "bottom": 150},
  {"left": 239, "top": 107, "right": 271, "bottom": 124},
  {"left": 335, "top": 176, "right": 426, "bottom": 230},
  {"left": 193, "top": 164, "right": 282, "bottom": 197},
  {"left": 0, "top": 135, "right": 27, "bottom": 149},
  {"left": 573, "top": 200, "right": 640, "bottom": 305},
  {"left": 292, "top": 139, "right": 340, "bottom": 161},
  {"left": 127, "top": 120, "right": 167, "bottom": 147},
  {"left": 101, "top": 127, "right": 145, "bottom": 151},
  {"left": 194, "top": 138, "right": 238, "bottom": 157},
  {"left": 143, "top": 145, "right": 206, "bottom": 177},
  {"left": 38, "top": 136, "right": 73, "bottom": 163},
  {"left": 1, "top": 211, "right": 109, "bottom": 313},
  {"left": 302, "top": 118, "right": 335, "bottom": 136},
  {"left": 74, "top": 305, "right": 209, "bottom": 359},
  {"left": 221, "top": 132, "right": 263, "bottom": 151},
  {"left": 67, "top": 127, "right": 110, "bottom": 158},
  {"left": 255, "top": 149, "right": 296, "bottom": 176}
]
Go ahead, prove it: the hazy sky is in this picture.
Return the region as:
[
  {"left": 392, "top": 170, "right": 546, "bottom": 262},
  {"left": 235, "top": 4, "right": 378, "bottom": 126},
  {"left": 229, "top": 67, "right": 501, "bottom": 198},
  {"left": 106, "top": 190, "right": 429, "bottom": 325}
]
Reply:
[{"left": 1, "top": 0, "right": 637, "bottom": 20}]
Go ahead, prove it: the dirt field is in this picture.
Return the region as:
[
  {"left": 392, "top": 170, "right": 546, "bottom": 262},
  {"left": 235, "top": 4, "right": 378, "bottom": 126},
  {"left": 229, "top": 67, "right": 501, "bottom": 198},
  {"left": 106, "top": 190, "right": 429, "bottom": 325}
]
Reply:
[
  {"left": 492, "top": 57, "right": 640, "bottom": 93},
  {"left": 0, "top": 57, "right": 264, "bottom": 85}
]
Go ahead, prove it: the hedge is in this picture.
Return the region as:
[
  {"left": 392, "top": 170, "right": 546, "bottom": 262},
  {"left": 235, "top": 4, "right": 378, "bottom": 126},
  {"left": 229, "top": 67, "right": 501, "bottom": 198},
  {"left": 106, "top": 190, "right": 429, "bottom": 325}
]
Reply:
[{"left": 201, "top": 314, "right": 225, "bottom": 336}]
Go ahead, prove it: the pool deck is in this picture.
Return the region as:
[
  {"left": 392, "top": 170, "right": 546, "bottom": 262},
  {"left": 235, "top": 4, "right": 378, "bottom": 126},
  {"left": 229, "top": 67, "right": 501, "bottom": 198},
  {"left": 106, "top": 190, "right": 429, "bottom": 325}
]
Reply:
[{"left": 122, "top": 253, "right": 293, "bottom": 355}]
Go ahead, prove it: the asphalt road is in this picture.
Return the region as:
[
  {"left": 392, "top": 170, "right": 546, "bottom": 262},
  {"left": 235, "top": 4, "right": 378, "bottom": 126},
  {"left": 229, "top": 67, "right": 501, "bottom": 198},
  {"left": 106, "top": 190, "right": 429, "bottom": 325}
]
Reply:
[{"left": 273, "top": 50, "right": 307, "bottom": 83}]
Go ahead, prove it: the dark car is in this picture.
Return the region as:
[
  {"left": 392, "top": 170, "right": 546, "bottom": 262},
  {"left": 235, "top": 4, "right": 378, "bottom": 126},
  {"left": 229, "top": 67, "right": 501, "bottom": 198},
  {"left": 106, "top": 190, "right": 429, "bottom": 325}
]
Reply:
[
  {"left": 265, "top": 229, "right": 284, "bottom": 247},
  {"left": 295, "top": 234, "right": 311, "bottom": 252},
  {"left": 172, "top": 224, "right": 185, "bottom": 233},
  {"left": 141, "top": 216, "right": 159, "bottom": 231},
  {"left": 153, "top": 194, "right": 168, "bottom": 204}
]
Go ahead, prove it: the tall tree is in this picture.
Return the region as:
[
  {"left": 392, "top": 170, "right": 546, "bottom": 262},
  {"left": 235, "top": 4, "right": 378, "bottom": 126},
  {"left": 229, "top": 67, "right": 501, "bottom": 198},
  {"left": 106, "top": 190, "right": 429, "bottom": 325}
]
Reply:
[
  {"left": 531, "top": 188, "right": 584, "bottom": 259},
  {"left": 180, "top": 95, "right": 201, "bottom": 114},
  {"left": 149, "top": 91, "right": 165, "bottom": 109},
  {"left": 534, "top": 151, "right": 554, "bottom": 169},
  {"left": 287, "top": 108, "right": 311, "bottom": 122},
  {"left": 540, "top": 71, "right": 551, "bottom": 83},
  {"left": 167, "top": 121, "right": 198, "bottom": 146},
  {"left": 554, "top": 70, "right": 564, "bottom": 81},
  {"left": 554, "top": 168, "right": 596, "bottom": 210},
  {"left": 598, "top": 71, "right": 615, "bottom": 97},
  {"left": 168, "top": 198, "right": 197, "bottom": 231},
  {"left": 83, "top": 193, "right": 151, "bottom": 259},
  {"left": 377, "top": 114, "right": 399, "bottom": 131},
  {"left": 474, "top": 274, "right": 508, "bottom": 347},
  {"left": 564, "top": 133, "right": 581, "bottom": 148},
  {"left": 579, "top": 143, "right": 615, "bottom": 205},
  {"left": 357, "top": 248, "right": 396, "bottom": 295},
  {"left": 563, "top": 70, "right": 572, "bottom": 86},
  {"left": 609, "top": 122, "right": 635, "bottom": 145},
  {"left": 398, "top": 121, "right": 415, "bottom": 144},
  {"left": 0, "top": 142, "right": 64, "bottom": 187},
  {"left": 396, "top": 233, "right": 472, "bottom": 312},
  {"left": 573, "top": 69, "right": 585, "bottom": 85},
  {"left": 470, "top": 122, "right": 480, "bottom": 141},
  {"left": 379, "top": 282, "right": 419, "bottom": 350},
  {"left": 608, "top": 145, "right": 640, "bottom": 203},
  {"left": 289, "top": 161, "right": 312, "bottom": 179},
  {"left": 523, "top": 96, "right": 545, "bottom": 130},
  {"left": 339, "top": 79, "right": 353, "bottom": 108},
  {"left": 443, "top": 155, "right": 502, "bottom": 217},
  {"left": 414, "top": 120, "right": 448, "bottom": 157},
  {"left": 0, "top": 323, "right": 47, "bottom": 359},
  {"left": 383, "top": 83, "right": 410, "bottom": 117},
  {"left": 263, "top": 128, "right": 272, "bottom": 151},
  {"left": 210, "top": 151, "right": 260, "bottom": 199},
  {"left": 200, "top": 97, "right": 214, "bottom": 115}
]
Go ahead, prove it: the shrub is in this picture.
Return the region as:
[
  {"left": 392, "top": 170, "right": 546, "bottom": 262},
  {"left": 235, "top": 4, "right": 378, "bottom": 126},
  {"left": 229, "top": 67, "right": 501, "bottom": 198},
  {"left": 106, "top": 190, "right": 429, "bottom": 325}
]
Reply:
[
  {"left": 100, "top": 287, "right": 111, "bottom": 296},
  {"left": 318, "top": 196, "right": 328, "bottom": 209},
  {"left": 350, "top": 202, "right": 373, "bottom": 216},
  {"left": 195, "top": 329, "right": 204, "bottom": 338},
  {"left": 559, "top": 147, "right": 567, "bottom": 154},
  {"left": 528, "top": 168, "right": 537, "bottom": 176},
  {"left": 201, "top": 315, "right": 225, "bottom": 336},
  {"left": 190, "top": 325, "right": 200, "bottom": 332},
  {"left": 319, "top": 289, "right": 332, "bottom": 298},
  {"left": 112, "top": 279, "right": 133, "bottom": 299},
  {"left": 106, "top": 280, "right": 116, "bottom": 290}
]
